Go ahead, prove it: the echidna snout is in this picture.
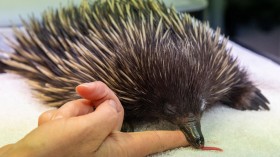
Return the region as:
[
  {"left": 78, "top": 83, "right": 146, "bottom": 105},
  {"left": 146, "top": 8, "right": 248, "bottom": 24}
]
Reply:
[{"left": 178, "top": 113, "right": 204, "bottom": 148}]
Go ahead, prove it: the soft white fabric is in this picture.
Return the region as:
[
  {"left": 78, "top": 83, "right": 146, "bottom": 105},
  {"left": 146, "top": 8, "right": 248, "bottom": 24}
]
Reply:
[{"left": 0, "top": 28, "right": 280, "bottom": 156}]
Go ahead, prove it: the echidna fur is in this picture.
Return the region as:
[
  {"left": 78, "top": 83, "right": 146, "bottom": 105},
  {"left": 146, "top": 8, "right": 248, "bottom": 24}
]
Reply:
[{"left": 0, "top": 0, "right": 269, "bottom": 149}]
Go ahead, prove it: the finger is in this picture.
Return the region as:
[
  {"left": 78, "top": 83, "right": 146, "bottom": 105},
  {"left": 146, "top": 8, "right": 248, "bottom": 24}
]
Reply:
[
  {"left": 75, "top": 100, "right": 120, "bottom": 146},
  {"left": 76, "top": 81, "right": 121, "bottom": 107},
  {"left": 76, "top": 81, "right": 124, "bottom": 130},
  {"left": 38, "top": 109, "right": 57, "bottom": 126},
  {"left": 122, "top": 131, "right": 188, "bottom": 156},
  {"left": 51, "top": 99, "right": 94, "bottom": 120},
  {"left": 132, "top": 131, "right": 189, "bottom": 156}
]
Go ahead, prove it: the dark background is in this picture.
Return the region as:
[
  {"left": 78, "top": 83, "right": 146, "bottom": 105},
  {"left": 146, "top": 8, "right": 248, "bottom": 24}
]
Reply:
[{"left": 204, "top": 0, "right": 280, "bottom": 64}]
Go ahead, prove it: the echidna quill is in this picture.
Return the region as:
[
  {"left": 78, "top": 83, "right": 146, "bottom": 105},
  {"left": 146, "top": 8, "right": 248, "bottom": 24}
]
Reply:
[{"left": 0, "top": 0, "right": 269, "bottom": 149}]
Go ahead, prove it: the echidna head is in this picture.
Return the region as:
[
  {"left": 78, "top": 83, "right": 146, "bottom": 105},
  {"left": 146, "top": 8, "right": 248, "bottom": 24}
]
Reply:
[
  {"left": 142, "top": 41, "right": 208, "bottom": 148},
  {"left": 117, "top": 34, "right": 209, "bottom": 148},
  {"left": 163, "top": 96, "right": 205, "bottom": 148}
]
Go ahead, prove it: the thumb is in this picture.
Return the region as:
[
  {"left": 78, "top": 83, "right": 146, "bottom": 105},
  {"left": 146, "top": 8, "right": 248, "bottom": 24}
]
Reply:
[
  {"left": 76, "top": 81, "right": 124, "bottom": 130},
  {"left": 76, "top": 99, "right": 122, "bottom": 143}
]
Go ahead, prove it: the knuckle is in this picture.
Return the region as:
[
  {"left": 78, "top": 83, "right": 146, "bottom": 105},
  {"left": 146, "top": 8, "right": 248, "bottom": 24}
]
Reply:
[
  {"left": 38, "top": 113, "right": 46, "bottom": 123},
  {"left": 39, "top": 111, "right": 50, "bottom": 120},
  {"left": 38, "top": 110, "right": 55, "bottom": 124}
]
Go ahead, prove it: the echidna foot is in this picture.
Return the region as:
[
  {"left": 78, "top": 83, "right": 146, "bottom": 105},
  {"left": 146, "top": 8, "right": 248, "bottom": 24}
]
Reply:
[
  {"left": 241, "top": 89, "right": 270, "bottom": 111},
  {"left": 231, "top": 88, "right": 270, "bottom": 111}
]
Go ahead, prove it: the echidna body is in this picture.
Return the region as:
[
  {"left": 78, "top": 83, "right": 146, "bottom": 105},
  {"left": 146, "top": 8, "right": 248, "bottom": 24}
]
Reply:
[{"left": 0, "top": 0, "right": 269, "bottom": 148}]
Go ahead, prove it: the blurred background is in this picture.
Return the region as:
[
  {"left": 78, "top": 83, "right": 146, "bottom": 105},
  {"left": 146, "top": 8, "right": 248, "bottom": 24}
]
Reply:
[{"left": 0, "top": 0, "right": 280, "bottom": 64}]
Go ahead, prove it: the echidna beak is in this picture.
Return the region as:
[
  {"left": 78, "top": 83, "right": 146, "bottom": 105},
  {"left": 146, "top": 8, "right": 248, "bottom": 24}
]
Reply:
[{"left": 179, "top": 120, "right": 204, "bottom": 149}]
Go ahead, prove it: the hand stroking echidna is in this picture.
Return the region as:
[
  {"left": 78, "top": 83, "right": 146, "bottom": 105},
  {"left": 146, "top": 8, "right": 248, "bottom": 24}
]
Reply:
[{"left": 0, "top": 0, "right": 269, "bottom": 150}]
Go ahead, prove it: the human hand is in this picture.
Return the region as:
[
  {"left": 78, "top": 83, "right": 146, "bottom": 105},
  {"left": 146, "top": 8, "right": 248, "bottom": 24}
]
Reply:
[{"left": 0, "top": 81, "right": 188, "bottom": 157}]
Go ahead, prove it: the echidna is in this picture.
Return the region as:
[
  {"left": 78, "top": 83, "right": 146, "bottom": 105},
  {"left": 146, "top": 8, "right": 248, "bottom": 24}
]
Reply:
[{"left": 0, "top": 0, "right": 269, "bottom": 149}]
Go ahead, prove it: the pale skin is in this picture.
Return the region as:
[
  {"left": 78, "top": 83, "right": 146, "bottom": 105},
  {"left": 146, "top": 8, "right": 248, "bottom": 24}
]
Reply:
[{"left": 0, "top": 81, "right": 188, "bottom": 157}]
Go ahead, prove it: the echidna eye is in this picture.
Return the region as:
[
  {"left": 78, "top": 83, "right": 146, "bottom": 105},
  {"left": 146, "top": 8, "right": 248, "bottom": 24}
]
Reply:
[{"left": 163, "top": 103, "right": 177, "bottom": 115}]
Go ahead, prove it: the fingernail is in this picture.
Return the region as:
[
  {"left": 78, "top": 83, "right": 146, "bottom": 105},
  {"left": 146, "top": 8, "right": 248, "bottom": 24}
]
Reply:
[
  {"left": 76, "top": 83, "right": 93, "bottom": 92},
  {"left": 108, "top": 100, "right": 119, "bottom": 112},
  {"left": 79, "top": 83, "right": 92, "bottom": 88}
]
